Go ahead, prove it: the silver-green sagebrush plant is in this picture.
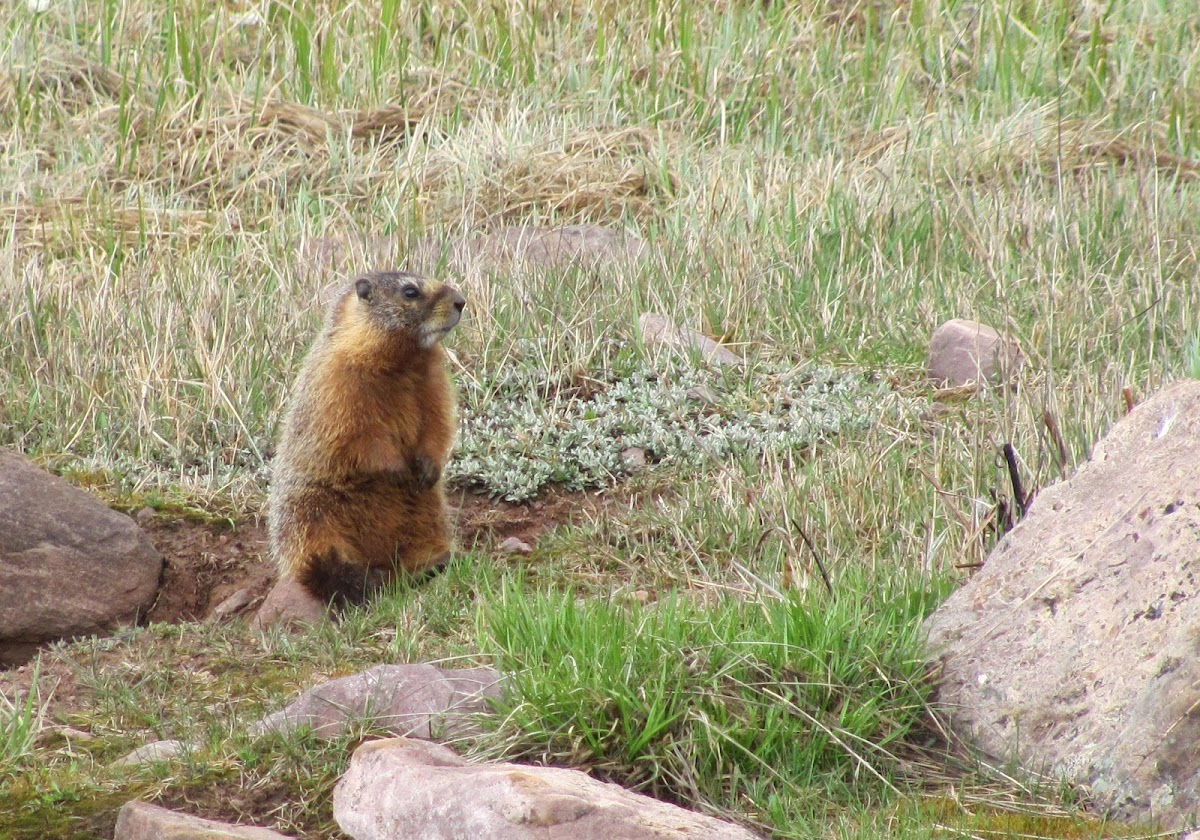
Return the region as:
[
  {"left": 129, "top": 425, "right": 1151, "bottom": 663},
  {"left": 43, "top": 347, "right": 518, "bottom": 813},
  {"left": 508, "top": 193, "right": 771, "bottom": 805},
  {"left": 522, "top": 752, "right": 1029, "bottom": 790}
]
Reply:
[{"left": 452, "top": 356, "right": 905, "bottom": 501}]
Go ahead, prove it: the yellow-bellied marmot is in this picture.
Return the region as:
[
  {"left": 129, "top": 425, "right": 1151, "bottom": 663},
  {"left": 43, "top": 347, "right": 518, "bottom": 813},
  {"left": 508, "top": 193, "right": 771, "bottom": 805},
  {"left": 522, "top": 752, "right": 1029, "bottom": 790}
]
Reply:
[{"left": 268, "top": 270, "right": 465, "bottom": 607}]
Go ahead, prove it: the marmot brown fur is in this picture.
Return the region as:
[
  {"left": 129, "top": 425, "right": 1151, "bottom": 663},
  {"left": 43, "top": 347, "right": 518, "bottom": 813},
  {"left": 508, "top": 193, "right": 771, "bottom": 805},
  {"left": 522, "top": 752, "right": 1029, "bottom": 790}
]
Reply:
[{"left": 268, "top": 270, "right": 466, "bottom": 607}]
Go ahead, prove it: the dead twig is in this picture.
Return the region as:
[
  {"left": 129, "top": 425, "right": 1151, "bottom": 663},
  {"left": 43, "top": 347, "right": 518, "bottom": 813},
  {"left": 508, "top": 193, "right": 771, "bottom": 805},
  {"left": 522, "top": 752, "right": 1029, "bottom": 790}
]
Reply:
[
  {"left": 1042, "top": 409, "right": 1069, "bottom": 480},
  {"left": 791, "top": 519, "right": 834, "bottom": 599},
  {"left": 1001, "top": 443, "right": 1030, "bottom": 519}
]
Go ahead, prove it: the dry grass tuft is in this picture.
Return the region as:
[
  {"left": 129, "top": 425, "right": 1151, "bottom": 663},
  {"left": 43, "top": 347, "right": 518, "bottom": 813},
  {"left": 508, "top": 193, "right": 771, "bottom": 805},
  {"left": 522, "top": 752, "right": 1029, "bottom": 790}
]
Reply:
[
  {"left": 126, "top": 94, "right": 344, "bottom": 205},
  {"left": 0, "top": 48, "right": 128, "bottom": 114},
  {"left": 0, "top": 200, "right": 225, "bottom": 250},
  {"left": 401, "top": 122, "right": 676, "bottom": 226},
  {"left": 860, "top": 112, "right": 1200, "bottom": 184}
]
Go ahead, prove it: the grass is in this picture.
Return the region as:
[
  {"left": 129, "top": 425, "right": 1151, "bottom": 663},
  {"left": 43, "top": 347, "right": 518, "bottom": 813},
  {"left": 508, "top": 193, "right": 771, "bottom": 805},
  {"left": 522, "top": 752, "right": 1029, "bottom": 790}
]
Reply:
[
  {"left": 2, "top": 0, "right": 1199, "bottom": 837},
  {"left": 0, "top": 662, "right": 44, "bottom": 777},
  {"left": 475, "top": 571, "right": 950, "bottom": 836}
]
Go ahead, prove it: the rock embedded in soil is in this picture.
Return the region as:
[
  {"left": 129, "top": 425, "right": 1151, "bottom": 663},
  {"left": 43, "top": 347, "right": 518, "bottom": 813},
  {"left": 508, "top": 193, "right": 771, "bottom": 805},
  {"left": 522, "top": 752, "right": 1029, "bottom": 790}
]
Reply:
[
  {"left": 497, "top": 536, "right": 534, "bottom": 556},
  {"left": 639, "top": 313, "right": 742, "bottom": 366},
  {"left": 334, "top": 737, "right": 765, "bottom": 840},
  {"left": 113, "top": 739, "right": 187, "bottom": 767},
  {"left": 445, "top": 224, "right": 648, "bottom": 272},
  {"left": 251, "top": 577, "right": 328, "bottom": 630},
  {"left": 923, "top": 379, "right": 1200, "bottom": 828},
  {"left": 0, "top": 450, "right": 163, "bottom": 667},
  {"left": 39, "top": 725, "right": 97, "bottom": 746},
  {"left": 114, "top": 800, "right": 294, "bottom": 839},
  {"left": 926, "top": 318, "right": 1024, "bottom": 389},
  {"left": 208, "top": 587, "right": 256, "bottom": 621},
  {"left": 249, "top": 663, "right": 503, "bottom": 741},
  {"left": 620, "top": 447, "right": 648, "bottom": 470}
]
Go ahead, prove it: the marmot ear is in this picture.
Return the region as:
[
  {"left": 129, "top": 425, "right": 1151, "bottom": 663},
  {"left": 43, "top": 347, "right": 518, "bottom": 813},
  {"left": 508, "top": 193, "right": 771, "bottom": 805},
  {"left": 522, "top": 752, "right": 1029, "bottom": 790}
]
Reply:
[{"left": 355, "top": 278, "right": 373, "bottom": 301}]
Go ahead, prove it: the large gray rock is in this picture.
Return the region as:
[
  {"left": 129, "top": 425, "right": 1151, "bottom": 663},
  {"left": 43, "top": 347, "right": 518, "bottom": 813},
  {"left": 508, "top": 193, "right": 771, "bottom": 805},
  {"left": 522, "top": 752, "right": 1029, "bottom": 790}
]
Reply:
[
  {"left": 250, "top": 664, "right": 503, "bottom": 740},
  {"left": 924, "top": 380, "right": 1200, "bottom": 827},
  {"left": 927, "top": 318, "right": 1024, "bottom": 388},
  {"left": 114, "top": 800, "right": 293, "bottom": 839},
  {"left": 0, "top": 450, "right": 162, "bottom": 666},
  {"left": 333, "top": 737, "right": 763, "bottom": 840}
]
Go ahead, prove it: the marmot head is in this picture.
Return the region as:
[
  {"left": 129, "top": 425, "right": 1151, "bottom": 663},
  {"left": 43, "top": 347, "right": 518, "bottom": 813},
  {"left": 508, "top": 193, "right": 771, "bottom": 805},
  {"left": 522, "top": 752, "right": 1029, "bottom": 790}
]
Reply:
[{"left": 349, "top": 270, "right": 466, "bottom": 349}]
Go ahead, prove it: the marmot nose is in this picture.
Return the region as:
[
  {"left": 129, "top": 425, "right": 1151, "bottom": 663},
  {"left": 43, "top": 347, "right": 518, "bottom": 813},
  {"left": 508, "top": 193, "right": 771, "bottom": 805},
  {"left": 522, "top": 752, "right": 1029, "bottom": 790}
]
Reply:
[{"left": 453, "top": 294, "right": 466, "bottom": 313}]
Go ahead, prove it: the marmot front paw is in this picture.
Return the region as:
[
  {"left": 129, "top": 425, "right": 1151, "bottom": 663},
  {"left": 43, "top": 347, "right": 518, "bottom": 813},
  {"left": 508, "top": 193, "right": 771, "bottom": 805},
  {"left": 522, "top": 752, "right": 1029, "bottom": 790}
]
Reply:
[{"left": 410, "top": 455, "right": 442, "bottom": 490}]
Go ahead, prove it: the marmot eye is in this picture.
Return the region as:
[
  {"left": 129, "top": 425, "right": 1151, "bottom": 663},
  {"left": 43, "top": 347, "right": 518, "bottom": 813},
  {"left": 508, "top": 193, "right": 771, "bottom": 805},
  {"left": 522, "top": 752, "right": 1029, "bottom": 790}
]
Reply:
[{"left": 402, "top": 284, "right": 420, "bottom": 300}]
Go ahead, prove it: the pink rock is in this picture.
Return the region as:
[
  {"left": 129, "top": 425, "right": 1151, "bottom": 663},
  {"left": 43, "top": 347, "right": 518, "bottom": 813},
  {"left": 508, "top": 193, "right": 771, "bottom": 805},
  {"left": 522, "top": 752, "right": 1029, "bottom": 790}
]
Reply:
[
  {"left": 452, "top": 225, "right": 647, "bottom": 272},
  {"left": 334, "top": 737, "right": 764, "bottom": 840},
  {"left": 113, "top": 800, "right": 292, "bottom": 839},
  {"left": 620, "top": 447, "right": 647, "bottom": 470},
  {"left": 249, "top": 664, "right": 503, "bottom": 741},
  {"left": 209, "top": 588, "right": 256, "bottom": 621},
  {"left": 497, "top": 537, "right": 534, "bottom": 556},
  {"left": 927, "top": 318, "right": 1024, "bottom": 388},
  {"left": 925, "top": 380, "right": 1200, "bottom": 828},
  {"left": 113, "top": 739, "right": 186, "bottom": 767},
  {"left": 639, "top": 313, "right": 741, "bottom": 366},
  {"left": 252, "top": 577, "right": 327, "bottom": 630}
]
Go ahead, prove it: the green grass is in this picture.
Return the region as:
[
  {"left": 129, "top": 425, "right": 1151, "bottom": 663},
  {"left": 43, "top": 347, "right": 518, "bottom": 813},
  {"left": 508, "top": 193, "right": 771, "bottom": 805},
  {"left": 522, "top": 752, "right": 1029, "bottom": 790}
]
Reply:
[
  {"left": 476, "top": 571, "right": 950, "bottom": 836},
  {"left": 2, "top": 0, "right": 1198, "bottom": 836},
  {"left": 0, "top": 662, "right": 44, "bottom": 777}
]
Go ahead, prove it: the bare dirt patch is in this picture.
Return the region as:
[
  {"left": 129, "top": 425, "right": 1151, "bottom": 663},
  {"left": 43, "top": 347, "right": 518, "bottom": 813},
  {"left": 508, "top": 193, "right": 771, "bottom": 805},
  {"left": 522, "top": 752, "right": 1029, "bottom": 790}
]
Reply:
[
  {"left": 452, "top": 485, "right": 610, "bottom": 551},
  {"left": 137, "top": 484, "right": 604, "bottom": 624},
  {"left": 140, "top": 515, "right": 274, "bottom": 625},
  {"left": 136, "top": 486, "right": 603, "bottom": 626}
]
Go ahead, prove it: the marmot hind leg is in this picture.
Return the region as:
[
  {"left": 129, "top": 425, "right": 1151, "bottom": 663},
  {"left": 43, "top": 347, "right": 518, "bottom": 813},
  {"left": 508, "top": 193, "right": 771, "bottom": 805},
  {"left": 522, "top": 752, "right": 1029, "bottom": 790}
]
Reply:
[{"left": 294, "top": 548, "right": 392, "bottom": 607}]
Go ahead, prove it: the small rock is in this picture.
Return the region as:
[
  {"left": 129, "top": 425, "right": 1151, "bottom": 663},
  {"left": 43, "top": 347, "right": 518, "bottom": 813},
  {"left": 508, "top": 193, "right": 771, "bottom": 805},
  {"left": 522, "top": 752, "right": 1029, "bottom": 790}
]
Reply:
[
  {"left": 38, "top": 725, "right": 95, "bottom": 747},
  {"left": 249, "top": 664, "right": 503, "bottom": 741},
  {"left": 112, "top": 739, "right": 187, "bottom": 767},
  {"left": 639, "top": 313, "right": 742, "bottom": 366},
  {"left": 134, "top": 507, "right": 157, "bottom": 526},
  {"left": 497, "top": 537, "right": 534, "bottom": 556},
  {"left": 52, "top": 725, "right": 96, "bottom": 742},
  {"left": 927, "top": 318, "right": 1024, "bottom": 389},
  {"left": 114, "top": 800, "right": 293, "bottom": 839},
  {"left": 333, "top": 737, "right": 764, "bottom": 840},
  {"left": 632, "top": 589, "right": 652, "bottom": 605},
  {"left": 209, "top": 588, "right": 256, "bottom": 621},
  {"left": 685, "top": 385, "right": 720, "bottom": 406},
  {"left": 252, "top": 578, "right": 328, "bottom": 630},
  {"left": 620, "top": 447, "right": 647, "bottom": 470},
  {"left": 230, "top": 9, "right": 264, "bottom": 28}
]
